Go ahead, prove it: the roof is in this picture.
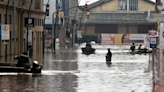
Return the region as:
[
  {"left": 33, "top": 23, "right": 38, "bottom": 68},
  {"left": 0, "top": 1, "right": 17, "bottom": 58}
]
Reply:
[
  {"left": 80, "top": 12, "right": 151, "bottom": 24},
  {"left": 79, "top": 0, "right": 155, "bottom": 10}
]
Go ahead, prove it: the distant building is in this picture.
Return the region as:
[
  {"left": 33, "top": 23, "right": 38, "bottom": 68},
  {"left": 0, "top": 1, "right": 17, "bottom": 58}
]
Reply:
[
  {"left": 44, "top": 0, "right": 78, "bottom": 47},
  {"left": 79, "top": 0, "right": 156, "bottom": 34},
  {"left": 0, "top": 0, "right": 44, "bottom": 56}
]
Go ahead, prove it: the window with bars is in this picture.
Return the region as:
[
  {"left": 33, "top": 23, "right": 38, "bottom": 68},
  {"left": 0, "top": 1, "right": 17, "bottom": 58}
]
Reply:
[
  {"left": 129, "top": 0, "right": 138, "bottom": 10},
  {"left": 118, "top": 0, "right": 138, "bottom": 11},
  {"left": 118, "top": 0, "right": 127, "bottom": 10}
]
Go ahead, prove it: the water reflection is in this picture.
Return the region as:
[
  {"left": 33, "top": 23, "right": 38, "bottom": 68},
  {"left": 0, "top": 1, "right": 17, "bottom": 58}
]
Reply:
[{"left": 0, "top": 74, "right": 77, "bottom": 92}]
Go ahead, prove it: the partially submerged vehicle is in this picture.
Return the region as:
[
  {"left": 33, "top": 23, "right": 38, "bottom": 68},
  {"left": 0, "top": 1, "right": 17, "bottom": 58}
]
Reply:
[
  {"left": 81, "top": 43, "right": 96, "bottom": 55},
  {"left": 0, "top": 54, "right": 42, "bottom": 73},
  {"left": 82, "top": 47, "right": 96, "bottom": 55},
  {"left": 129, "top": 50, "right": 152, "bottom": 55}
]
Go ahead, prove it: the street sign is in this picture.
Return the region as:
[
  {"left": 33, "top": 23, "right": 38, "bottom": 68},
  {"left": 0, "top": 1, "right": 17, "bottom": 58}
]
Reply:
[
  {"left": 55, "top": 38, "right": 59, "bottom": 42},
  {"left": 24, "top": 30, "right": 32, "bottom": 42},
  {"left": 45, "top": 40, "right": 50, "bottom": 47},
  {"left": 160, "top": 27, "right": 164, "bottom": 49},
  {"left": 150, "top": 37, "right": 157, "bottom": 48},
  {"left": 1, "top": 25, "right": 10, "bottom": 40},
  {"left": 77, "top": 30, "right": 81, "bottom": 38},
  {"left": 144, "top": 35, "right": 150, "bottom": 47},
  {"left": 24, "top": 18, "right": 35, "bottom": 27}
]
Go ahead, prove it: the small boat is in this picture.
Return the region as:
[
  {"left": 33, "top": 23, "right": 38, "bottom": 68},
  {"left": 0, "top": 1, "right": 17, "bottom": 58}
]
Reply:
[
  {"left": 129, "top": 50, "right": 152, "bottom": 55},
  {"left": 81, "top": 47, "right": 96, "bottom": 55},
  {"left": 0, "top": 54, "right": 42, "bottom": 73}
]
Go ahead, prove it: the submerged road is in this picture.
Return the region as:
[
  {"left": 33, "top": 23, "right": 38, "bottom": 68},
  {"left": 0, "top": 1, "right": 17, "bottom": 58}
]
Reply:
[{"left": 0, "top": 45, "right": 152, "bottom": 92}]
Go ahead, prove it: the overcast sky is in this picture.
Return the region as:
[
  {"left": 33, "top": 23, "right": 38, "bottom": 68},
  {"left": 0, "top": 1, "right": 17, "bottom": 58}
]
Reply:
[{"left": 79, "top": 0, "right": 156, "bottom": 5}]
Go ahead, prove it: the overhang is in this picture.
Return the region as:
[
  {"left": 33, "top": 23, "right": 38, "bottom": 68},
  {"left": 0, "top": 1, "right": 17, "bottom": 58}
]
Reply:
[
  {"left": 148, "top": 13, "right": 164, "bottom": 23},
  {"left": 80, "top": 12, "right": 151, "bottom": 24}
]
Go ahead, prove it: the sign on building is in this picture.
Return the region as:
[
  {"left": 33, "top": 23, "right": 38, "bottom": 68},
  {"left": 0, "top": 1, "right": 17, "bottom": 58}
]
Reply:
[
  {"left": 101, "top": 34, "right": 115, "bottom": 45},
  {"left": 24, "top": 18, "right": 35, "bottom": 27},
  {"left": 150, "top": 37, "right": 157, "bottom": 48},
  {"left": 24, "top": 30, "right": 32, "bottom": 42},
  {"left": 77, "top": 30, "right": 82, "bottom": 38},
  {"left": 0, "top": 25, "right": 10, "bottom": 40},
  {"left": 144, "top": 35, "right": 150, "bottom": 47}
]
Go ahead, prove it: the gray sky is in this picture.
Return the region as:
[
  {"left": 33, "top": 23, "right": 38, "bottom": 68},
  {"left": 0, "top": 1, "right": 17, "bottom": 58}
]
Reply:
[{"left": 79, "top": 0, "right": 156, "bottom": 5}]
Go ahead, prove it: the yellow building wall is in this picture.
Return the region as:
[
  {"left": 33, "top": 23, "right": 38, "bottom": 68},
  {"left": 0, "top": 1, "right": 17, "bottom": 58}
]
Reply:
[
  {"left": 139, "top": 0, "right": 155, "bottom": 11},
  {"left": 118, "top": 25, "right": 127, "bottom": 33},
  {"left": 115, "top": 34, "right": 124, "bottom": 45},
  {"left": 101, "top": 0, "right": 117, "bottom": 11},
  {"left": 90, "top": 6, "right": 101, "bottom": 11},
  {"left": 129, "top": 25, "right": 138, "bottom": 33},
  {"left": 90, "top": 0, "right": 117, "bottom": 11},
  {"left": 89, "top": 0, "right": 154, "bottom": 12}
]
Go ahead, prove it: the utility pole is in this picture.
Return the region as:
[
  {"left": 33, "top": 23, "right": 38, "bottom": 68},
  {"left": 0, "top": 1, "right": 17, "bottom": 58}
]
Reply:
[
  {"left": 4, "top": 0, "right": 10, "bottom": 63},
  {"left": 43, "top": 0, "right": 50, "bottom": 55},
  {"left": 14, "top": 0, "right": 16, "bottom": 58},
  {"left": 27, "top": 0, "right": 33, "bottom": 55},
  {"left": 54, "top": 0, "right": 59, "bottom": 51}
]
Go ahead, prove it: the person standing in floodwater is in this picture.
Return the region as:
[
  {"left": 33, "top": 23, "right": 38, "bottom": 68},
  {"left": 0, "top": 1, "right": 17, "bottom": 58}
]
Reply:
[
  {"left": 130, "top": 43, "right": 135, "bottom": 52},
  {"left": 106, "top": 48, "right": 112, "bottom": 65}
]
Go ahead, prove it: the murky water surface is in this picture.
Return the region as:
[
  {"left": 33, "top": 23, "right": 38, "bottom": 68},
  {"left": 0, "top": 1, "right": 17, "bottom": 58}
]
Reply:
[{"left": 0, "top": 45, "right": 152, "bottom": 92}]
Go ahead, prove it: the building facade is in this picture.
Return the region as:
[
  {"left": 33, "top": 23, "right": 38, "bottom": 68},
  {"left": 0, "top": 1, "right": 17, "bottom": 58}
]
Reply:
[
  {"left": 79, "top": 0, "right": 156, "bottom": 35},
  {"left": 0, "top": 0, "right": 44, "bottom": 56}
]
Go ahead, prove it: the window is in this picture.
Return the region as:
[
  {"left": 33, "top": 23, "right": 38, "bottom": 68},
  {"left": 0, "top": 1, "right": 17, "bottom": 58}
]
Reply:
[
  {"left": 0, "top": 14, "right": 1, "bottom": 24},
  {"left": 118, "top": 0, "right": 127, "bottom": 10},
  {"left": 118, "top": 0, "right": 138, "bottom": 11},
  {"left": 129, "top": 0, "right": 138, "bottom": 10},
  {"left": 35, "top": 18, "right": 37, "bottom": 26},
  {"left": 4, "top": 14, "right": 6, "bottom": 24},
  {"left": 35, "top": 0, "right": 40, "bottom": 9},
  {"left": 42, "top": 19, "right": 44, "bottom": 26},
  {"left": 40, "top": 19, "right": 41, "bottom": 26},
  {"left": 9, "top": 15, "right": 12, "bottom": 24},
  {"left": 38, "top": 19, "right": 39, "bottom": 26}
]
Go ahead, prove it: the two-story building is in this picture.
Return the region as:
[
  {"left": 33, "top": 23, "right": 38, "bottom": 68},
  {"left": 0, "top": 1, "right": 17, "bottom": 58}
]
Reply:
[
  {"left": 0, "top": 0, "right": 44, "bottom": 56},
  {"left": 78, "top": 0, "right": 157, "bottom": 44}
]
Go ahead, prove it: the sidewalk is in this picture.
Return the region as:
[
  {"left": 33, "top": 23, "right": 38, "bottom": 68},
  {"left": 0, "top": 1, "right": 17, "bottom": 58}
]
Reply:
[{"left": 0, "top": 51, "right": 44, "bottom": 65}]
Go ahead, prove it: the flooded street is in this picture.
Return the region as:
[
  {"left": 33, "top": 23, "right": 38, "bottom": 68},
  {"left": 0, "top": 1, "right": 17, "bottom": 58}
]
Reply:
[{"left": 0, "top": 45, "right": 152, "bottom": 92}]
